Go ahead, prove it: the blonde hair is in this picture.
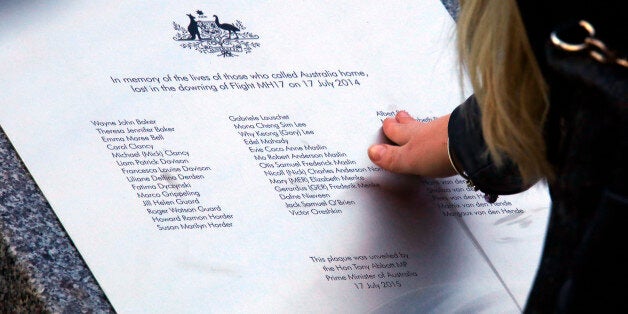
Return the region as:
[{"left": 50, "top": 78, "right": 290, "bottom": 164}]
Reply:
[{"left": 457, "top": 0, "right": 554, "bottom": 182}]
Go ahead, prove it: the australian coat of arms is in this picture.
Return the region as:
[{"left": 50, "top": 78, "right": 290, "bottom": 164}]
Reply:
[{"left": 173, "top": 10, "right": 260, "bottom": 57}]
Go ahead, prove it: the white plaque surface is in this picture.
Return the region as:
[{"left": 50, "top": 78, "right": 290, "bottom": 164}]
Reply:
[{"left": 0, "top": 1, "right": 549, "bottom": 312}]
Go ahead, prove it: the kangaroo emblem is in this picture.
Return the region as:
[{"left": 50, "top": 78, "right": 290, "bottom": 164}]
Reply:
[{"left": 187, "top": 14, "right": 201, "bottom": 40}]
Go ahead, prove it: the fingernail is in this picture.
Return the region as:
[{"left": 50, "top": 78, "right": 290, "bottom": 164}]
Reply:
[
  {"left": 368, "top": 145, "right": 386, "bottom": 161},
  {"left": 397, "top": 110, "right": 411, "bottom": 118}
]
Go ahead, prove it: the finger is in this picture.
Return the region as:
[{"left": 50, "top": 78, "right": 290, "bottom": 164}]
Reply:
[
  {"left": 394, "top": 110, "right": 416, "bottom": 124},
  {"left": 368, "top": 143, "right": 420, "bottom": 174},
  {"left": 368, "top": 113, "right": 455, "bottom": 177},
  {"left": 382, "top": 115, "right": 422, "bottom": 145}
]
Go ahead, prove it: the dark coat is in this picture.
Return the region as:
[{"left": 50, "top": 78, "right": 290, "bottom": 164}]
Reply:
[{"left": 447, "top": 1, "right": 627, "bottom": 312}]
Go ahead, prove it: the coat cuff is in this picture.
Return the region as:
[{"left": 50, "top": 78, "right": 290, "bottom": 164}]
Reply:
[{"left": 447, "top": 96, "right": 532, "bottom": 196}]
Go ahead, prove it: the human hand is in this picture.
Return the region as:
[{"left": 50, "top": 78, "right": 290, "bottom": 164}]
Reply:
[{"left": 368, "top": 111, "right": 455, "bottom": 178}]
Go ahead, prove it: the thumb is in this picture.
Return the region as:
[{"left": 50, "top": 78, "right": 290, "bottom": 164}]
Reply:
[{"left": 368, "top": 144, "right": 413, "bottom": 174}]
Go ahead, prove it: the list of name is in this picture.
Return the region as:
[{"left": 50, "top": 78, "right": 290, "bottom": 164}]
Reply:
[
  {"left": 90, "top": 118, "right": 233, "bottom": 231},
  {"left": 424, "top": 178, "right": 525, "bottom": 217},
  {"left": 230, "top": 113, "right": 381, "bottom": 216}
]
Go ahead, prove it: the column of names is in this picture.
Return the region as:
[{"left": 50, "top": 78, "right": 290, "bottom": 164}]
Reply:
[
  {"left": 90, "top": 118, "right": 233, "bottom": 231},
  {"left": 229, "top": 113, "right": 381, "bottom": 216}
]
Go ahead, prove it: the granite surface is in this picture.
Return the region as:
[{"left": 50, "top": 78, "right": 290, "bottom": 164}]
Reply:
[
  {"left": 0, "top": 1, "right": 458, "bottom": 312},
  {"left": 0, "top": 126, "right": 114, "bottom": 312}
]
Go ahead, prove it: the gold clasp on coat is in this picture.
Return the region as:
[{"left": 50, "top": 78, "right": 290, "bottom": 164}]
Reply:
[{"left": 551, "top": 20, "right": 627, "bottom": 68}]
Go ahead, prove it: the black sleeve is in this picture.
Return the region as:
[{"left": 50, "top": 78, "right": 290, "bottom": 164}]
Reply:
[{"left": 447, "top": 95, "right": 535, "bottom": 195}]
